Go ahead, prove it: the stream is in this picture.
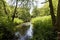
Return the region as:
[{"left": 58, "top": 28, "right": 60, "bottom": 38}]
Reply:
[{"left": 15, "top": 22, "right": 33, "bottom": 40}]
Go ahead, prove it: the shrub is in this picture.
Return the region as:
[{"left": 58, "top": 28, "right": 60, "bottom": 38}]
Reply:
[
  {"left": 31, "top": 16, "right": 56, "bottom": 40},
  {"left": 0, "top": 17, "right": 15, "bottom": 40},
  {"left": 14, "top": 18, "right": 23, "bottom": 25},
  {"left": 0, "top": 17, "right": 23, "bottom": 40}
]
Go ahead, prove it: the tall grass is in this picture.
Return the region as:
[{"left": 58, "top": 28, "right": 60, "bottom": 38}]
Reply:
[{"left": 31, "top": 16, "right": 56, "bottom": 40}]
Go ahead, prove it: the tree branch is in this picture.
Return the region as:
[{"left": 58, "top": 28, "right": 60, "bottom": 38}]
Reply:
[
  {"left": 2, "top": 0, "right": 8, "bottom": 15},
  {"left": 41, "top": 1, "right": 48, "bottom": 4},
  {"left": 12, "top": 0, "right": 18, "bottom": 21}
]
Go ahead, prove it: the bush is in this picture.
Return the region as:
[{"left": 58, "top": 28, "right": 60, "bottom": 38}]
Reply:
[
  {"left": 0, "top": 17, "right": 23, "bottom": 40},
  {"left": 0, "top": 17, "right": 15, "bottom": 40},
  {"left": 14, "top": 18, "right": 23, "bottom": 25},
  {"left": 31, "top": 16, "right": 57, "bottom": 40}
]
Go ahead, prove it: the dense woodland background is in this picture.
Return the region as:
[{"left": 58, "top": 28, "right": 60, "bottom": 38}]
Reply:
[{"left": 0, "top": 0, "right": 60, "bottom": 40}]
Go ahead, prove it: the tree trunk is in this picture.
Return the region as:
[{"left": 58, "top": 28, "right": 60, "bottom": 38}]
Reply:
[
  {"left": 57, "top": 0, "right": 60, "bottom": 40},
  {"left": 2, "top": 0, "right": 9, "bottom": 19},
  {"left": 48, "top": 0, "right": 56, "bottom": 28},
  {"left": 12, "top": 0, "right": 18, "bottom": 21},
  {"left": 48, "top": 0, "right": 57, "bottom": 40},
  {"left": 2, "top": 0, "right": 8, "bottom": 15}
]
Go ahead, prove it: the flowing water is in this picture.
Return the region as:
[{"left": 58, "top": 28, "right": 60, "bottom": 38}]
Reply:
[{"left": 15, "top": 22, "right": 33, "bottom": 40}]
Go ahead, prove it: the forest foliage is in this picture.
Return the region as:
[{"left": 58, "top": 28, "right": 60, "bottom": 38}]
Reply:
[{"left": 0, "top": 0, "right": 58, "bottom": 40}]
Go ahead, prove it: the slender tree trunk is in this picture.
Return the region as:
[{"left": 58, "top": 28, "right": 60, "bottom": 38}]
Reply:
[
  {"left": 48, "top": 0, "right": 56, "bottom": 40},
  {"left": 57, "top": 0, "right": 60, "bottom": 40},
  {"left": 2, "top": 0, "right": 8, "bottom": 15},
  {"left": 12, "top": 0, "right": 18, "bottom": 21},
  {"left": 2, "top": 0, "right": 9, "bottom": 19}
]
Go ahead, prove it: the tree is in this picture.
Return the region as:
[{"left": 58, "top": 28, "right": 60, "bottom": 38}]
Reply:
[
  {"left": 0, "top": 0, "right": 19, "bottom": 22},
  {"left": 48, "top": 0, "right": 56, "bottom": 30},
  {"left": 57, "top": 0, "right": 60, "bottom": 40},
  {"left": 48, "top": 0, "right": 60, "bottom": 40},
  {"left": 1, "top": 0, "right": 8, "bottom": 15},
  {"left": 39, "top": 0, "right": 58, "bottom": 16},
  {"left": 17, "top": 8, "right": 31, "bottom": 22},
  {"left": 48, "top": 0, "right": 57, "bottom": 40},
  {"left": 32, "top": 7, "right": 40, "bottom": 17},
  {"left": 12, "top": 0, "right": 18, "bottom": 21},
  {"left": 7, "top": 0, "right": 34, "bottom": 22}
]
